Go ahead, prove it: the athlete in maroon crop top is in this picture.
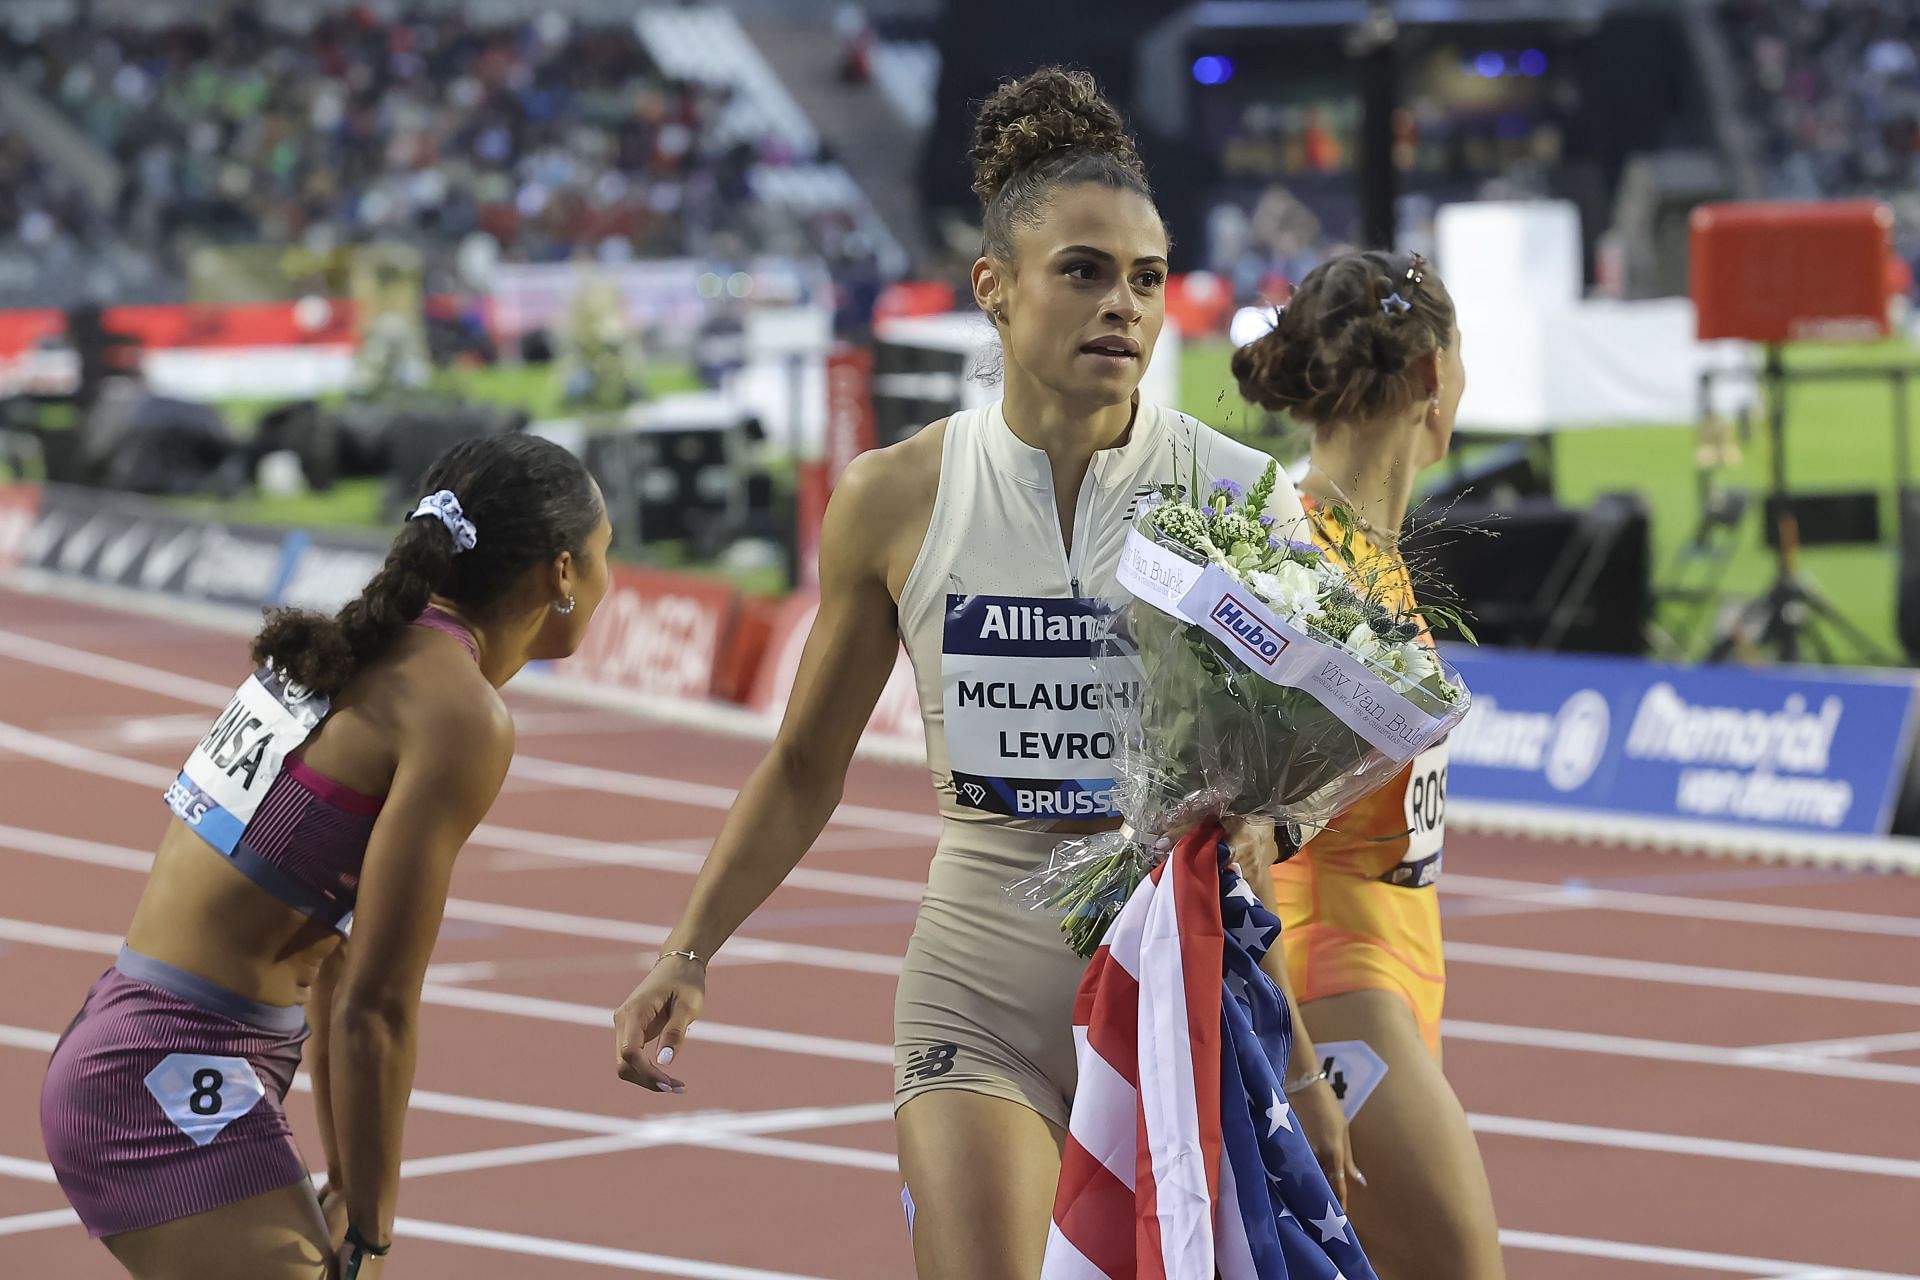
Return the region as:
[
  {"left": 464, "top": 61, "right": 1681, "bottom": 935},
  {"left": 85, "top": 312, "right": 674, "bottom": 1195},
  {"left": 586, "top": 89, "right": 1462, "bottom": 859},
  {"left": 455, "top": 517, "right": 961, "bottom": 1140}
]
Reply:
[{"left": 40, "top": 435, "right": 612, "bottom": 1280}]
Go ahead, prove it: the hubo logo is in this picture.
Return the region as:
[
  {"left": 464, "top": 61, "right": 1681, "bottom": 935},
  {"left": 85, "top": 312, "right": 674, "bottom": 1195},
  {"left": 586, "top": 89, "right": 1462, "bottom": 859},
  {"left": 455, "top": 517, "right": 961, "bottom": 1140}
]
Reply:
[
  {"left": 1455, "top": 688, "right": 1611, "bottom": 794},
  {"left": 1209, "top": 595, "right": 1286, "bottom": 666}
]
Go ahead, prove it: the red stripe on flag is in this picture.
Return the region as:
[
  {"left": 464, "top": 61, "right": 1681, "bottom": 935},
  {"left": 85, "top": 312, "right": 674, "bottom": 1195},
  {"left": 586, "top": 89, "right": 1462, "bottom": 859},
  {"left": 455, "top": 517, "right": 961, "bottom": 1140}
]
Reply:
[
  {"left": 1077, "top": 949, "right": 1141, "bottom": 1083},
  {"left": 1055, "top": 1138, "right": 1136, "bottom": 1279}
]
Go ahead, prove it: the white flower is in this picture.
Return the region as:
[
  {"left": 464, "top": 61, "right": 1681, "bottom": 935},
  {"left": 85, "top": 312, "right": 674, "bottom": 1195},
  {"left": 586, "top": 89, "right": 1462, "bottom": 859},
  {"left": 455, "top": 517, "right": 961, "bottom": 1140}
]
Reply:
[
  {"left": 1248, "top": 559, "right": 1323, "bottom": 621},
  {"left": 1346, "top": 621, "right": 1382, "bottom": 662},
  {"left": 1398, "top": 641, "right": 1438, "bottom": 684},
  {"left": 1211, "top": 510, "right": 1260, "bottom": 550}
]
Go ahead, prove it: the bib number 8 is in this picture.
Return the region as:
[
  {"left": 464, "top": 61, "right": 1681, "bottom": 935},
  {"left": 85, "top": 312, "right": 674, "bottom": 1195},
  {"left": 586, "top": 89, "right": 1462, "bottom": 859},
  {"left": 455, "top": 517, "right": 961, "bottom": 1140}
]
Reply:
[
  {"left": 189, "top": 1068, "right": 225, "bottom": 1116},
  {"left": 143, "top": 1053, "right": 266, "bottom": 1146}
]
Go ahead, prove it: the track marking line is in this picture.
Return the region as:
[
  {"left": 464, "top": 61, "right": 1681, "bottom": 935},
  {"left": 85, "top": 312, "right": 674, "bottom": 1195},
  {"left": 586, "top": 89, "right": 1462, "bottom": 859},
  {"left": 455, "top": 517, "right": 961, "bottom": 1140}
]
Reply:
[
  {"left": 1442, "top": 873, "right": 1920, "bottom": 939},
  {"left": 1740, "top": 1030, "right": 1920, "bottom": 1060}
]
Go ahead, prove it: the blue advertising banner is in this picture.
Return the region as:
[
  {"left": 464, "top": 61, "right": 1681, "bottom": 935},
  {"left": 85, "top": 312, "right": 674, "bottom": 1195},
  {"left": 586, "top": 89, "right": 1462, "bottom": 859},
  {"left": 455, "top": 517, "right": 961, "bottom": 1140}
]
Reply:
[{"left": 1443, "top": 647, "right": 1918, "bottom": 837}]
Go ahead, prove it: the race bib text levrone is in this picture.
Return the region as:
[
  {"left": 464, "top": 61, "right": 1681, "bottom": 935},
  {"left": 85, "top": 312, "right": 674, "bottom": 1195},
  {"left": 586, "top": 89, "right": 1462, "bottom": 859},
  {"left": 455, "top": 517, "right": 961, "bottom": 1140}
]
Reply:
[
  {"left": 941, "top": 594, "right": 1132, "bottom": 818},
  {"left": 164, "top": 667, "right": 328, "bottom": 854}
]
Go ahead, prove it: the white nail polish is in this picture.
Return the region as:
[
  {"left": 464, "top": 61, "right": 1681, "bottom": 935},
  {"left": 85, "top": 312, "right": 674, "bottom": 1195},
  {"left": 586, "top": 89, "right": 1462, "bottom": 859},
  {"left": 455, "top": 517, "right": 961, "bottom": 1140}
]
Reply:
[{"left": 659, "top": 1046, "right": 675, "bottom": 1065}]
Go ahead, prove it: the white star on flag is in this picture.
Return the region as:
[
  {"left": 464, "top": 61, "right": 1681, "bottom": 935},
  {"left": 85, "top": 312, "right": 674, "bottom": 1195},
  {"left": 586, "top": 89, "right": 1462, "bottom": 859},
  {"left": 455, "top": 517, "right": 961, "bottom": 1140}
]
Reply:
[
  {"left": 1266, "top": 1089, "right": 1293, "bottom": 1135},
  {"left": 1226, "top": 969, "right": 1252, "bottom": 1004},
  {"left": 1310, "top": 1203, "right": 1350, "bottom": 1245},
  {"left": 1229, "top": 915, "right": 1273, "bottom": 951},
  {"left": 1226, "top": 876, "right": 1262, "bottom": 908}
]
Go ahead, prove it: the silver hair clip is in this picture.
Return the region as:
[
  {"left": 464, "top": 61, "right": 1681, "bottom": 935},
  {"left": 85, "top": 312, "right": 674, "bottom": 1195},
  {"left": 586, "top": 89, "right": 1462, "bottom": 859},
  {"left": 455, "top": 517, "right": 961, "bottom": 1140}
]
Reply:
[{"left": 1381, "top": 292, "right": 1412, "bottom": 316}]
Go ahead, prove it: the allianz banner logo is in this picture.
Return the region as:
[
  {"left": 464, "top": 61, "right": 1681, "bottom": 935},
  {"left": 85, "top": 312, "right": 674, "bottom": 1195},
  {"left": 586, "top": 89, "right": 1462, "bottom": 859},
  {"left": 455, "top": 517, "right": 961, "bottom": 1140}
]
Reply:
[
  {"left": 1209, "top": 593, "right": 1288, "bottom": 667},
  {"left": 1445, "top": 650, "right": 1916, "bottom": 836}
]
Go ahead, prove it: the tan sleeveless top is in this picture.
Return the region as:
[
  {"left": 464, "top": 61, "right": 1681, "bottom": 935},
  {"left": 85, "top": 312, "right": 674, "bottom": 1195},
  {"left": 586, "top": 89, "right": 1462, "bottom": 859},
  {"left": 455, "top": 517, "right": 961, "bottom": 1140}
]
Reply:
[{"left": 894, "top": 398, "right": 1306, "bottom": 834}]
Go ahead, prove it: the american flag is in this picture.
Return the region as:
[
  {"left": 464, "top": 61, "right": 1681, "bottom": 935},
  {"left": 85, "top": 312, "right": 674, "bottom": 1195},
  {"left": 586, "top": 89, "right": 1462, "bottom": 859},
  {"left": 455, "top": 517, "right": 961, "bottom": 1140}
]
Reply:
[{"left": 1043, "top": 826, "right": 1379, "bottom": 1279}]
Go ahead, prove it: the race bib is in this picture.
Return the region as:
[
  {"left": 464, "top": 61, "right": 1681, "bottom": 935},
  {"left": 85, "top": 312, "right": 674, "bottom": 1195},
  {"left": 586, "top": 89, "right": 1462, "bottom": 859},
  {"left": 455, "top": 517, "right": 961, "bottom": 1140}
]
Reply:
[
  {"left": 941, "top": 594, "right": 1130, "bottom": 819},
  {"left": 1386, "top": 741, "right": 1448, "bottom": 887},
  {"left": 142, "top": 1053, "right": 267, "bottom": 1146},
  {"left": 1313, "top": 1040, "right": 1390, "bottom": 1121},
  {"left": 164, "top": 667, "right": 328, "bottom": 855}
]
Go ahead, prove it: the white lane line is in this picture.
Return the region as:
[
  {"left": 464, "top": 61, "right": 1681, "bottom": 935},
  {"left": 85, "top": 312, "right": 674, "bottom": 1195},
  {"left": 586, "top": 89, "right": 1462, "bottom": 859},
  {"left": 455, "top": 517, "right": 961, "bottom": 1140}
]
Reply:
[
  {"left": 416, "top": 983, "right": 895, "bottom": 1065},
  {"left": 1741, "top": 1030, "right": 1920, "bottom": 1060},
  {"left": 1445, "top": 940, "right": 1920, "bottom": 1007},
  {"left": 0, "top": 1181, "right": 833, "bottom": 1280},
  {"left": 0, "top": 1155, "right": 58, "bottom": 1183},
  {"left": 0, "top": 1208, "right": 82, "bottom": 1237},
  {"left": 0, "top": 922, "right": 895, "bottom": 1067},
  {"left": 1443, "top": 872, "right": 1920, "bottom": 939},
  {"left": 1469, "top": 1113, "right": 1920, "bottom": 1179},
  {"left": 0, "top": 818, "right": 903, "bottom": 978},
  {"left": 389, "top": 1217, "right": 839, "bottom": 1279},
  {"left": 0, "top": 627, "right": 940, "bottom": 837},
  {"left": 1496, "top": 1230, "right": 1919, "bottom": 1279},
  {"left": 1442, "top": 1018, "right": 1920, "bottom": 1087}
]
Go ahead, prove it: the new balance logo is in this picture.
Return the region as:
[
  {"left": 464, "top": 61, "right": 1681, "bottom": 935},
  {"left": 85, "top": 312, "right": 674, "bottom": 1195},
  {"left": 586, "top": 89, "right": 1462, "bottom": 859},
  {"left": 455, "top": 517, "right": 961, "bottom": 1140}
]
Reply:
[{"left": 904, "top": 1043, "right": 959, "bottom": 1081}]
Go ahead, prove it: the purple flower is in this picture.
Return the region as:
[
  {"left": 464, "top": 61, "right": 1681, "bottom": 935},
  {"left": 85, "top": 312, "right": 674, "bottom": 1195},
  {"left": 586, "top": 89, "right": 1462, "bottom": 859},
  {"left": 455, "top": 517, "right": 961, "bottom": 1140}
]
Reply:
[
  {"left": 1258, "top": 514, "right": 1277, "bottom": 528},
  {"left": 1211, "top": 477, "right": 1245, "bottom": 500},
  {"left": 1267, "top": 536, "right": 1282, "bottom": 550},
  {"left": 1286, "top": 540, "right": 1323, "bottom": 558}
]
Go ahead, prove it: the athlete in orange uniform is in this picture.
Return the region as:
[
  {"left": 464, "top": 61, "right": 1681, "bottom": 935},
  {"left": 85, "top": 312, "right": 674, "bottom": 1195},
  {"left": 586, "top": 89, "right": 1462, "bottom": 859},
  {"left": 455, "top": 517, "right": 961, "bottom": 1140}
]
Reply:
[
  {"left": 1233, "top": 250, "right": 1504, "bottom": 1279},
  {"left": 1280, "top": 495, "right": 1450, "bottom": 1048}
]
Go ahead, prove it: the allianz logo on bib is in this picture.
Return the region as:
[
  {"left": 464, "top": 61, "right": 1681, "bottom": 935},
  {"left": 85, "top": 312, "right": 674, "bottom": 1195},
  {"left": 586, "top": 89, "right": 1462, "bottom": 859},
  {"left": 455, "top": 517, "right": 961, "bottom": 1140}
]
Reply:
[{"left": 1209, "top": 594, "right": 1287, "bottom": 666}]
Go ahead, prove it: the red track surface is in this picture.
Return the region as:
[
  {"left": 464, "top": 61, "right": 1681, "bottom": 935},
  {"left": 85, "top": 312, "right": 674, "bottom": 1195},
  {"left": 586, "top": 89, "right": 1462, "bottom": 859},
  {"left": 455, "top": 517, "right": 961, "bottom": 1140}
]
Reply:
[{"left": 3, "top": 585, "right": 1919, "bottom": 1278}]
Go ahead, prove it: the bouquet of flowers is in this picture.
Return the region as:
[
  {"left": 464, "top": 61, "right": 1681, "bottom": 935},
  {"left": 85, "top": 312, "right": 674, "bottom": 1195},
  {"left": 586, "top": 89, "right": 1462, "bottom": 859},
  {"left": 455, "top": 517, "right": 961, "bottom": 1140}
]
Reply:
[{"left": 1010, "top": 460, "right": 1473, "bottom": 956}]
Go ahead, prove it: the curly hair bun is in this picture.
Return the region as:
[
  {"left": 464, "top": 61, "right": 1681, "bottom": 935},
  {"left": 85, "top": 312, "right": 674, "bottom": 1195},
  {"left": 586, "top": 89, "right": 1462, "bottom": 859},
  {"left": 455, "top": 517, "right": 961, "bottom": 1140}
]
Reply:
[
  {"left": 1232, "top": 252, "right": 1455, "bottom": 427},
  {"left": 969, "top": 66, "right": 1144, "bottom": 209}
]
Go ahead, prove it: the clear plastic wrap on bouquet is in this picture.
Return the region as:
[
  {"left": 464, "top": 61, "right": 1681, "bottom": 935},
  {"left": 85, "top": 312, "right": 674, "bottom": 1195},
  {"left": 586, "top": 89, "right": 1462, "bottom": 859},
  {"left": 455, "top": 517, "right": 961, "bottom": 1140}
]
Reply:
[{"left": 1009, "top": 515, "right": 1473, "bottom": 957}]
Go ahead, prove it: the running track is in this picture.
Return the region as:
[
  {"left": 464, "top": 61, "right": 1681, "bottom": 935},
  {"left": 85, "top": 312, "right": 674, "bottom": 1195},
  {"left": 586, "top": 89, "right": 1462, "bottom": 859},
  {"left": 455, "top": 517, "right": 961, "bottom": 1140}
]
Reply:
[{"left": 2, "top": 585, "right": 1918, "bottom": 1279}]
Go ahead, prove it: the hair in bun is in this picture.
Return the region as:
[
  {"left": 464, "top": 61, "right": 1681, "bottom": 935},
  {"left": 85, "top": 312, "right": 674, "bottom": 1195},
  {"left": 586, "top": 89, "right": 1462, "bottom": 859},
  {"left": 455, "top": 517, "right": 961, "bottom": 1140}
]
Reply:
[
  {"left": 968, "top": 66, "right": 1153, "bottom": 261},
  {"left": 1232, "top": 250, "right": 1456, "bottom": 427}
]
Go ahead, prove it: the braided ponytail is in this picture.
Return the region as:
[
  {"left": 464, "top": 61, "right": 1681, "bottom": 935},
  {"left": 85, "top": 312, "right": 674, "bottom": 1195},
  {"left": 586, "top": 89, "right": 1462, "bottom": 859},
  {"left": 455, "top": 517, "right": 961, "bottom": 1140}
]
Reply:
[{"left": 249, "top": 434, "right": 600, "bottom": 697}]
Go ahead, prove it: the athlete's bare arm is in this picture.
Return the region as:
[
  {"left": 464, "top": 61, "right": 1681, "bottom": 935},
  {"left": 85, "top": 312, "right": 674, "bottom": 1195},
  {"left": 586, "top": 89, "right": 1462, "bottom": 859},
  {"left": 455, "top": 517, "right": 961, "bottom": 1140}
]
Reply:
[{"left": 613, "top": 423, "right": 945, "bottom": 1092}]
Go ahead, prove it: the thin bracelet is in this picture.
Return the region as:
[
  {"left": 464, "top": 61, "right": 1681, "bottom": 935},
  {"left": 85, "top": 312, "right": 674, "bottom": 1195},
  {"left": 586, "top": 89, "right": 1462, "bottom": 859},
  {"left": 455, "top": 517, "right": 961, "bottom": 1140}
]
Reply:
[
  {"left": 660, "top": 948, "right": 706, "bottom": 967},
  {"left": 1282, "top": 1063, "right": 1331, "bottom": 1095},
  {"left": 345, "top": 1222, "right": 390, "bottom": 1255}
]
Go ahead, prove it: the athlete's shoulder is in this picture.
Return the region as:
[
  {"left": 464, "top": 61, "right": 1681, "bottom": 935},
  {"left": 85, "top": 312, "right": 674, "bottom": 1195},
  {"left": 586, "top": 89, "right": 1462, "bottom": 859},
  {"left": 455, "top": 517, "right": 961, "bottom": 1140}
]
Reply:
[
  {"left": 389, "top": 643, "right": 512, "bottom": 757},
  {"left": 833, "top": 416, "right": 948, "bottom": 522}
]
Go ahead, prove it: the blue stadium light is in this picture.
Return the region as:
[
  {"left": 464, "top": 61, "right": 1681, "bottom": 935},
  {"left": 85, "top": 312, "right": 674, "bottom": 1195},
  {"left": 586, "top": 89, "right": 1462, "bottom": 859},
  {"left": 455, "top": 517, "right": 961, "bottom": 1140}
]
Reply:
[
  {"left": 1518, "top": 48, "right": 1548, "bottom": 77},
  {"left": 1191, "top": 56, "right": 1234, "bottom": 86},
  {"left": 1474, "top": 51, "right": 1505, "bottom": 78}
]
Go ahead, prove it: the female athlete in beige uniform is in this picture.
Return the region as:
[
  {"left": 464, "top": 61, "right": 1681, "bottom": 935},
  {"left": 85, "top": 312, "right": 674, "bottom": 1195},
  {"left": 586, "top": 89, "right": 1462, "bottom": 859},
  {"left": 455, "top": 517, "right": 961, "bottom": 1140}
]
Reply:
[{"left": 613, "top": 69, "right": 1358, "bottom": 1276}]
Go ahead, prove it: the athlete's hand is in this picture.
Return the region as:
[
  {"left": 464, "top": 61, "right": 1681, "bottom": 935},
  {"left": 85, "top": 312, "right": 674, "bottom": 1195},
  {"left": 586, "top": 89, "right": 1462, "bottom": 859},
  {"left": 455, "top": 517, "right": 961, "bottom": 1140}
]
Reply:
[
  {"left": 331, "top": 1245, "right": 385, "bottom": 1280},
  {"left": 1290, "top": 1077, "right": 1365, "bottom": 1205},
  {"left": 316, "top": 1178, "right": 347, "bottom": 1248},
  {"left": 1223, "top": 816, "right": 1282, "bottom": 888},
  {"left": 613, "top": 953, "right": 705, "bottom": 1092}
]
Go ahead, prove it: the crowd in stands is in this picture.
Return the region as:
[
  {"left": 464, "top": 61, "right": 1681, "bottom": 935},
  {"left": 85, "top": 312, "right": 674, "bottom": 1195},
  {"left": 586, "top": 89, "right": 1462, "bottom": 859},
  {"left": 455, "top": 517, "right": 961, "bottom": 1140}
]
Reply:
[
  {"left": 1720, "top": 0, "right": 1920, "bottom": 273},
  {"left": 0, "top": 7, "right": 880, "bottom": 302}
]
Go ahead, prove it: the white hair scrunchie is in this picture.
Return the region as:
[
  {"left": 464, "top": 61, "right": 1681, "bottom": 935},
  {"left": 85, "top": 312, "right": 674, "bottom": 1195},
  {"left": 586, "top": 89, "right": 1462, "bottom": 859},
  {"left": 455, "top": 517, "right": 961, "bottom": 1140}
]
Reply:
[{"left": 408, "top": 489, "right": 478, "bottom": 553}]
